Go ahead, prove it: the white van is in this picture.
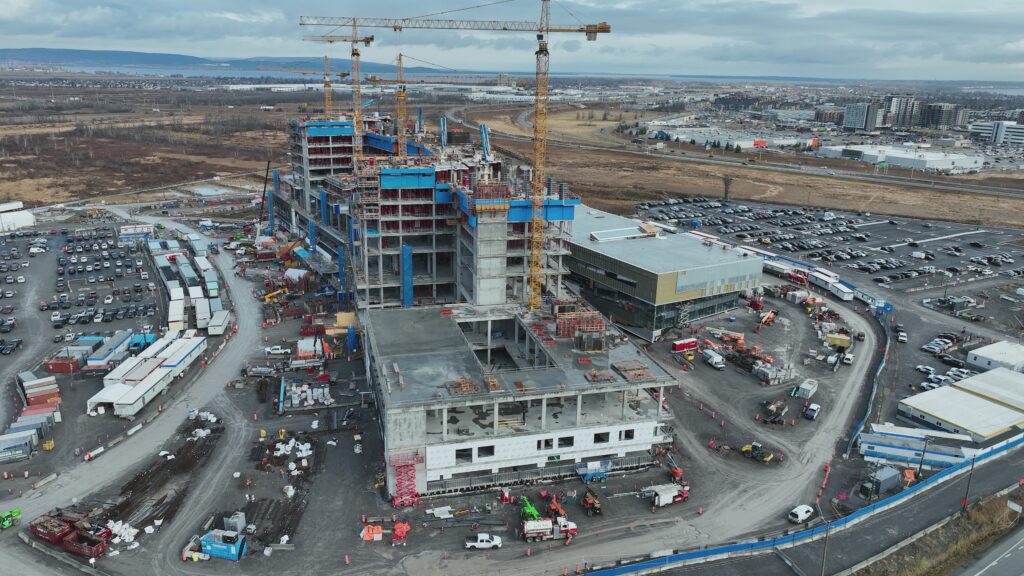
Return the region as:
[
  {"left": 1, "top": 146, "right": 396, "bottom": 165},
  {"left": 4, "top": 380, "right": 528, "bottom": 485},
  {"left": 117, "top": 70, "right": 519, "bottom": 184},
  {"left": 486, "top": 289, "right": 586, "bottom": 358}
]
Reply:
[{"left": 788, "top": 505, "right": 815, "bottom": 524}]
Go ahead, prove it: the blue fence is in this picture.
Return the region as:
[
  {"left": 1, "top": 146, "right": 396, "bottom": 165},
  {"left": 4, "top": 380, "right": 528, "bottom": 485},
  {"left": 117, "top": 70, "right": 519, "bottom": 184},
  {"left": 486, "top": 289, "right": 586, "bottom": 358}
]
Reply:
[
  {"left": 592, "top": 431, "right": 1024, "bottom": 575},
  {"left": 589, "top": 289, "right": 1024, "bottom": 576}
]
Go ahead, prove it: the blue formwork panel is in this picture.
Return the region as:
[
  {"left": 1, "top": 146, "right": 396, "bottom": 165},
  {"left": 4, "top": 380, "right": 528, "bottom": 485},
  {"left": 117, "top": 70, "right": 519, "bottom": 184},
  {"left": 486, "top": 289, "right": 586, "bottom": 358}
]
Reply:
[
  {"left": 380, "top": 167, "right": 436, "bottom": 190},
  {"left": 306, "top": 121, "right": 354, "bottom": 137}
]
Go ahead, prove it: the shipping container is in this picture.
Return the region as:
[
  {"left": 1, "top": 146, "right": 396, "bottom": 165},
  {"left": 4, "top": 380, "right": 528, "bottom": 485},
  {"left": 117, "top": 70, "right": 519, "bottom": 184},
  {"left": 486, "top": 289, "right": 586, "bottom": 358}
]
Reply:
[
  {"left": 46, "top": 358, "right": 80, "bottom": 374},
  {"left": 62, "top": 530, "right": 109, "bottom": 558},
  {"left": 763, "top": 261, "right": 793, "bottom": 278},
  {"left": 671, "top": 338, "right": 698, "bottom": 353},
  {"left": 829, "top": 283, "right": 855, "bottom": 301},
  {"left": 187, "top": 285, "right": 204, "bottom": 302}
]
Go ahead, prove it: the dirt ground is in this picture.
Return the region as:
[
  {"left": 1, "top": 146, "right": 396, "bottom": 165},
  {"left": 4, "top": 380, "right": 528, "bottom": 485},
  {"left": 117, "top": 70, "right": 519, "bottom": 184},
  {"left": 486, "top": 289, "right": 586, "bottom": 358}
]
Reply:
[
  {"left": 0, "top": 134, "right": 277, "bottom": 204},
  {"left": 493, "top": 138, "right": 1024, "bottom": 229}
]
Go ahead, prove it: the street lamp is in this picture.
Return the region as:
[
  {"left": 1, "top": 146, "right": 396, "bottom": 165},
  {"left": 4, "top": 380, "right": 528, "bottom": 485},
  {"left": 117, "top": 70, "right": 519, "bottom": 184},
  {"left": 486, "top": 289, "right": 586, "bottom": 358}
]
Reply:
[
  {"left": 816, "top": 502, "right": 831, "bottom": 576},
  {"left": 916, "top": 435, "right": 931, "bottom": 479},
  {"left": 962, "top": 454, "right": 978, "bottom": 511}
]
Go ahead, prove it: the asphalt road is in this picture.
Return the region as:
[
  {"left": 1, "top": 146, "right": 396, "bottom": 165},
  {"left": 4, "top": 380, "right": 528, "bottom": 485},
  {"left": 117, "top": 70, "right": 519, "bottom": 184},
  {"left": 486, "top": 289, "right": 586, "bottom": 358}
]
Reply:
[{"left": 958, "top": 523, "right": 1024, "bottom": 576}]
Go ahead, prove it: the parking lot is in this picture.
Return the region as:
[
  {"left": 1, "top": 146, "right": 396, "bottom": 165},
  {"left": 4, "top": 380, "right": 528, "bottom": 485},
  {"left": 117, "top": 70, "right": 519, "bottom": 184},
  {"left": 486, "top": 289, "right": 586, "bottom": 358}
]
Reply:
[
  {"left": 0, "top": 222, "right": 172, "bottom": 494},
  {"left": 46, "top": 226, "right": 162, "bottom": 336},
  {"left": 637, "top": 197, "right": 1024, "bottom": 293}
]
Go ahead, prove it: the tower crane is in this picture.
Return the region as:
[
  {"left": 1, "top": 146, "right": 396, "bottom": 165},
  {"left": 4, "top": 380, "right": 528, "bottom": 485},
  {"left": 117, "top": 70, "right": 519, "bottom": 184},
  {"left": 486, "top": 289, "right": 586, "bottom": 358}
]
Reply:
[
  {"left": 257, "top": 63, "right": 349, "bottom": 118},
  {"left": 366, "top": 53, "right": 410, "bottom": 160},
  {"left": 304, "top": 30, "right": 375, "bottom": 174},
  {"left": 300, "top": 5, "right": 609, "bottom": 310}
]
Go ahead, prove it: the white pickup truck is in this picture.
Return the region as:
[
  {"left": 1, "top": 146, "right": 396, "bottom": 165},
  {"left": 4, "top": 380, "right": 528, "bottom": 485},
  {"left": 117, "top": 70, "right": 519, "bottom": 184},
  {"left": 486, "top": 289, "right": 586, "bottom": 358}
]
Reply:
[
  {"left": 264, "top": 345, "right": 292, "bottom": 356},
  {"left": 465, "top": 533, "right": 502, "bottom": 549}
]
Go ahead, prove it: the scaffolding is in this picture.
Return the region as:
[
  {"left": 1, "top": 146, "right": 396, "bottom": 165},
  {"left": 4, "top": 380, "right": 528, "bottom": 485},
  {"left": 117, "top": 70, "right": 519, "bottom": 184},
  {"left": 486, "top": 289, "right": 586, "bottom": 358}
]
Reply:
[
  {"left": 555, "top": 310, "right": 606, "bottom": 339},
  {"left": 469, "top": 182, "right": 511, "bottom": 212}
]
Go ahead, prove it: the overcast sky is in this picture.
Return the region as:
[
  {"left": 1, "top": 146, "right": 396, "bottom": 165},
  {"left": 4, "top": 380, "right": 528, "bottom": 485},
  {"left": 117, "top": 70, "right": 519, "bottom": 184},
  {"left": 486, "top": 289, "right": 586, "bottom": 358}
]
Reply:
[{"left": 3, "top": 0, "right": 1023, "bottom": 81}]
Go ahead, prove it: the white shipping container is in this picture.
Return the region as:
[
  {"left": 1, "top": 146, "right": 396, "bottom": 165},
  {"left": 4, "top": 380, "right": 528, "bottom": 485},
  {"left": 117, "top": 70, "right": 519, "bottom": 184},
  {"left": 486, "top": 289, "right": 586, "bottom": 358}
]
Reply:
[
  {"left": 169, "top": 287, "right": 185, "bottom": 302},
  {"left": 207, "top": 310, "right": 231, "bottom": 336}
]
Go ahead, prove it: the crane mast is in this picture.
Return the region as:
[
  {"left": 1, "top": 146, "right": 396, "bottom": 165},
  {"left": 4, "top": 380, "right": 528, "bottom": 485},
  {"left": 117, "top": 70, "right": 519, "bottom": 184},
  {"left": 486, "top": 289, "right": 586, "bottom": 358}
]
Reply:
[
  {"left": 528, "top": 0, "right": 551, "bottom": 311},
  {"left": 322, "top": 55, "right": 333, "bottom": 117},
  {"left": 304, "top": 30, "right": 374, "bottom": 175}
]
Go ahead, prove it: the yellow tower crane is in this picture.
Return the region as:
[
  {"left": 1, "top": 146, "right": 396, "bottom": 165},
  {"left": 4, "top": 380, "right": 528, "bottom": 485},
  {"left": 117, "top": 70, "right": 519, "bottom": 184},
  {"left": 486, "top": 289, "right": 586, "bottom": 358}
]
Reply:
[
  {"left": 304, "top": 30, "right": 375, "bottom": 173},
  {"left": 257, "top": 63, "right": 349, "bottom": 118},
  {"left": 366, "top": 53, "right": 410, "bottom": 160},
  {"left": 300, "top": 6, "right": 610, "bottom": 310}
]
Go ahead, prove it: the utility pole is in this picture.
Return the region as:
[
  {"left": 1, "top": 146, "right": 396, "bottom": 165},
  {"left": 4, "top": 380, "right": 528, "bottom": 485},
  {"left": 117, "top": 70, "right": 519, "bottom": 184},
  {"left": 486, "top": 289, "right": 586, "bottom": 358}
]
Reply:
[
  {"left": 916, "top": 435, "right": 931, "bottom": 478},
  {"left": 962, "top": 455, "right": 977, "bottom": 511},
  {"left": 819, "top": 518, "right": 831, "bottom": 576}
]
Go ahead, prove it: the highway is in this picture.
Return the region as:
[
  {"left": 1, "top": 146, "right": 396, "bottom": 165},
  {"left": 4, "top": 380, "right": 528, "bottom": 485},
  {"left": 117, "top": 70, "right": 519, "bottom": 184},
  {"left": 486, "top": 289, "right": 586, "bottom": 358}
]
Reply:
[
  {"left": 447, "top": 108, "right": 1024, "bottom": 200},
  {"left": 958, "top": 523, "right": 1024, "bottom": 576}
]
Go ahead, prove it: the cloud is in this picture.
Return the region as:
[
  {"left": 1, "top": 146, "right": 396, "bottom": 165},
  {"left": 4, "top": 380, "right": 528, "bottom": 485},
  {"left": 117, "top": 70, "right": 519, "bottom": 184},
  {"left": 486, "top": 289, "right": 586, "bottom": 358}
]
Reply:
[{"left": 0, "top": 0, "right": 1020, "bottom": 80}]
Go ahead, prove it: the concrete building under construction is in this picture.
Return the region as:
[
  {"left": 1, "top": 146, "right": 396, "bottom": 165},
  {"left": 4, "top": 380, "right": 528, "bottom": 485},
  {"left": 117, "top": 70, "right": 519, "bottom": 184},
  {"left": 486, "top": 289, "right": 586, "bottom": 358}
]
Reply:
[{"left": 269, "top": 111, "right": 682, "bottom": 504}]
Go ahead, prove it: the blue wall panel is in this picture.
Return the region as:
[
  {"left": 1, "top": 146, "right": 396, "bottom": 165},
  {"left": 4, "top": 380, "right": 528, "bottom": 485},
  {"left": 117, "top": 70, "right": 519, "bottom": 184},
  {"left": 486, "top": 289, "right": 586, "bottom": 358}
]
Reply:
[{"left": 401, "top": 244, "right": 413, "bottom": 308}]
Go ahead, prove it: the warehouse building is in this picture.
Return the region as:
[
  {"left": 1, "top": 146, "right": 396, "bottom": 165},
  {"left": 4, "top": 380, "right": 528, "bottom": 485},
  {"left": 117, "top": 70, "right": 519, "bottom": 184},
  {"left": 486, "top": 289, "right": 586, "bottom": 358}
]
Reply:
[
  {"left": 897, "top": 368, "right": 1024, "bottom": 441},
  {"left": 365, "top": 305, "right": 675, "bottom": 503},
  {"left": 817, "top": 144, "right": 983, "bottom": 174},
  {"left": 565, "top": 207, "right": 763, "bottom": 341},
  {"left": 966, "top": 341, "right": 1024, "bottom": 373},
  {"left": 0, "top": 201, "right": 36, "bottom": 232}
]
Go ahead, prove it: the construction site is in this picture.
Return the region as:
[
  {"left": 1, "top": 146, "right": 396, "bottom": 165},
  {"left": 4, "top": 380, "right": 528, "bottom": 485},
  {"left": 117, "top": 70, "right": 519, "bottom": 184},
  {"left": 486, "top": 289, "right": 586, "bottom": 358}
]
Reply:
[{"left": 8, "top": 5, "right": 1024, "bottom": 576}]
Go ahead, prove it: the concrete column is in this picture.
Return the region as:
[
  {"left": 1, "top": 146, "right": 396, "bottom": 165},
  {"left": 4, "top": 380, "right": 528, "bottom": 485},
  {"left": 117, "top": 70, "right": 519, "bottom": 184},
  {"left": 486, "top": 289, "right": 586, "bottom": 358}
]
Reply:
[
  {"left": 486, "top": 319, "right": 492, "bottom": 366},
  {"left": 493, "top": 401, "right": 499, "bottom": 434},
  {"left": 621, "top": 390, "right": 627, "bottom": 419},
  {"left": 541, "top": 397, "right": 547, "bottom": 431},
  {"left": 442, "top": 406, "right": 448, "bottom": 441},
  {"left": 657, "top": 385, "right": 664, "bottom": 419},
  {"left": 576, "top": 393, "right": 583, "bottom": 426}
]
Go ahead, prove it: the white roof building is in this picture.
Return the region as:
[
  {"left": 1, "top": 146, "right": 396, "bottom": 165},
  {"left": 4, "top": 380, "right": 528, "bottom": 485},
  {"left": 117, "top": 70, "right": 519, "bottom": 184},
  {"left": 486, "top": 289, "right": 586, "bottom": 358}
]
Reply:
[
  {"left": 967, "top": 341, "right": 1024, "bottom": 373},
  {"left": 818, "top": 144, "right": 983, "bottom": 174},
  {"left": 897, "top": 368, "right": 1024, "bottom": 441}
]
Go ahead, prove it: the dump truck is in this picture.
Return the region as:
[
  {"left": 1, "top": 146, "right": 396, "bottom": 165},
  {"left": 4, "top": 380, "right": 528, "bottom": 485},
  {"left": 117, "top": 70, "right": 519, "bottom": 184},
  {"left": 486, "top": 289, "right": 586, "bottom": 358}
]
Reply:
[
  {"left": 644, "top": 483, "right": 690, "bottom": 512},
  {"left": 521, "top": 516, "right": 577, "bottom": 543}
]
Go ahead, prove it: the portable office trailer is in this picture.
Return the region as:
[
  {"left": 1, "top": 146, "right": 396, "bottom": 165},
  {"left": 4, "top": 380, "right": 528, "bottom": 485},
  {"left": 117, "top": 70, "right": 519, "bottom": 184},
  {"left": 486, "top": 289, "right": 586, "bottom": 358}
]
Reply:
[
  {"left": 160, "top": 338, "right": 207, "bottom": 378},
  {"left": 195, "top": 298, "right": 211, "bottom": 329},
  {"left": 207, "top": 311, "right": 231, "bottom": 336},
  {"left": 205, "top": 281, "right": 219, "bottom": 298},
  {"left": 102, "top": 356, "right": 144, "bottom": 387},
  {"left": 168, "top": 300, "right": 186, "bottom": 332},
  {"left": 169, "top": 286, "right": 185, "bottom": 302},
  {"left": 187, "top": 285, "right": 204, "bottom": 303},
  {"left": 135, "top": 333, "right": 178, "bottom": 359},
  {"left": 193, "top": 256, "right": 214, "bottom": 275},
  {"left": 113, "top": 367, "right": 174, "bottom": 418}
]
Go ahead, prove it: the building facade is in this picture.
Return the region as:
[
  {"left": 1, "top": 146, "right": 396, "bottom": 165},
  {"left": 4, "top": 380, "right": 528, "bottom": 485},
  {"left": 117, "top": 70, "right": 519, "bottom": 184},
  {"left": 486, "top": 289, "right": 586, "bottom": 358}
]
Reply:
[{"left": 565, "top": 208, "right": 763, "bottom": 341}]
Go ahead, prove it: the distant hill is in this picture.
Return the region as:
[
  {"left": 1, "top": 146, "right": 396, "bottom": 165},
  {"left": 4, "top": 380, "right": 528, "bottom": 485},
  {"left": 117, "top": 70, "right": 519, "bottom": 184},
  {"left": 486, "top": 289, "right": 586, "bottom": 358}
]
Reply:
[{"left": 0, "top": 48, "right": 437, "bottom": 75}]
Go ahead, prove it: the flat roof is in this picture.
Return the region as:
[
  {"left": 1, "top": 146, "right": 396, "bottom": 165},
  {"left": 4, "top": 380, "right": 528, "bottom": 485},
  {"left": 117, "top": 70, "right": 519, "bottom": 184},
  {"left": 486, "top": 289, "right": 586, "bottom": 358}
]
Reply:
[
  {"left": 367, "top": 306, "right": 675, "bottom": 409},
  {"left": 970, "top": 341, "right": 1024, "bottom": 370},
  {"left": 900, "top": 386, "right": 1024, "bottom": 439},
  {"left": 570, "top": 206, "right": 757, "bottom": 274},
  {"left": 954, "top": 368, "right": 1024, "bottom": 412}
]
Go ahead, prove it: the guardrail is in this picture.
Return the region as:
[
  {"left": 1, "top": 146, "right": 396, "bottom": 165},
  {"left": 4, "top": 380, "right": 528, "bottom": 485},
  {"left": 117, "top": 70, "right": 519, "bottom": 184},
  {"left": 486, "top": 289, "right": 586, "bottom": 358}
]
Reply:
[{"left": 590, "top": 432, "right": 1024, "bottom": 575}]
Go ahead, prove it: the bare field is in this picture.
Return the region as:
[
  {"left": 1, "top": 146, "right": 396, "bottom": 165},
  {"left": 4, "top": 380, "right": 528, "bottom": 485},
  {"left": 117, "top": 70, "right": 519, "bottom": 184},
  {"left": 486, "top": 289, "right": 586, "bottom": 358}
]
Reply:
[
  {"left": 0, "top": 133, "right": 276, "bottom": 204},
  {"left": 496, "top": 138, "right": 1024, "bottom": 228}
]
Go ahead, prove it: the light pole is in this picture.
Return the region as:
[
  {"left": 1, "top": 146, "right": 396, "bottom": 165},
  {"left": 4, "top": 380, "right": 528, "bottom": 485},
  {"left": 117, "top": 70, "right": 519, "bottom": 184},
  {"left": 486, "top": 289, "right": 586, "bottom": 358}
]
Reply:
[{"left": 819, "top": 517, "right": 831, "bottom": 576}]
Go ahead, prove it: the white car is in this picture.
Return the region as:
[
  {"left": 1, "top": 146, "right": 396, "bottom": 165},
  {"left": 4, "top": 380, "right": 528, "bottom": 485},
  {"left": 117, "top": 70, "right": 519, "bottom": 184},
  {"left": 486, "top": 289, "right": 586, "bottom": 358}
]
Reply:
[
  {"left": 897, "top": 332, "right": 908, "bottom": 343},
  {"left": 788, "top": 505, "right": 815, "bottom": 524},
  {"left": 915, "top": 365, "right": 935, "bottom": 375},
  {"left": 15, "top": 276, "right": 24, "bottom": 283},
  {"left": 103, "top": 295, "right": 114, "bottom": 305}
]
